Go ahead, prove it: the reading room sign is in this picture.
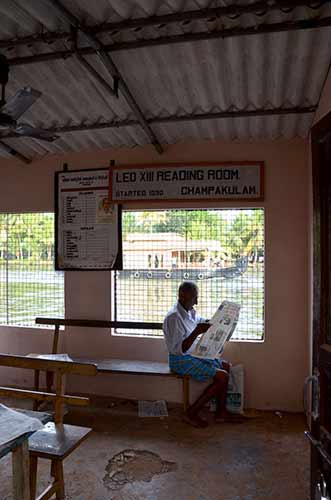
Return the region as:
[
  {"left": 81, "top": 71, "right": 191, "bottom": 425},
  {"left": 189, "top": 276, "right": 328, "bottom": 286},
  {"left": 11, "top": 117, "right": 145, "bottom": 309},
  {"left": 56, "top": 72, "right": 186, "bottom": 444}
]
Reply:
[{"left": 109, "top": 162, "right": 264, "bottom": 202}]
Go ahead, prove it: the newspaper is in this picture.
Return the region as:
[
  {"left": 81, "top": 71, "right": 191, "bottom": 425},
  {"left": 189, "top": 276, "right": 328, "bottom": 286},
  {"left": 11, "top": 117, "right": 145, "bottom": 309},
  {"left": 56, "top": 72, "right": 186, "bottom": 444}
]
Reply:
[
  {"left": 138, "top": 400, "right": 168, "bottom": 418},
  {"left": 192, "top": 301, "right": 241, "bottom": 359},
  {"left": 0, "top": 404, "right": 43, "bottom": 447},
  {"left": 27, "top": 353, "right": 73, "bottom": 362}
]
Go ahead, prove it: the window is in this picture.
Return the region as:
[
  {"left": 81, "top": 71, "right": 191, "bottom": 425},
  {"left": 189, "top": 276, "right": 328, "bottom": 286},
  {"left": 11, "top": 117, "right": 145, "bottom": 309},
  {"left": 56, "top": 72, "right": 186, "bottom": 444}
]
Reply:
[
  {"left": 112, "top": 208, "right": 264, "bottom": 341},
  {"left": 0, "top": 213, "right": 64, "bottom": 328}
]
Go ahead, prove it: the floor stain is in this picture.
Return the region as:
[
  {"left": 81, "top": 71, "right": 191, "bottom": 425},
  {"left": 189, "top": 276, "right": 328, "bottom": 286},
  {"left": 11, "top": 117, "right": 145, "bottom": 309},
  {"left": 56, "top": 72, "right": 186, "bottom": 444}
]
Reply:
[
  {"left": 0, "top": 398, "right": 309, "bottom": 500},
  {"left": 103, "top": 449, "right": 177, "bottom": 491}
]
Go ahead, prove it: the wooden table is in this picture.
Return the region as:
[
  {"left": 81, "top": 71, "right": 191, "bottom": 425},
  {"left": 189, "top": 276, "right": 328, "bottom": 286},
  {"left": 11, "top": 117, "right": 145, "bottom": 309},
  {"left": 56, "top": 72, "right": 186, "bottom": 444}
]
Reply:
[{"left": 0, "top": 410, "right": 51, "bottom": 500}]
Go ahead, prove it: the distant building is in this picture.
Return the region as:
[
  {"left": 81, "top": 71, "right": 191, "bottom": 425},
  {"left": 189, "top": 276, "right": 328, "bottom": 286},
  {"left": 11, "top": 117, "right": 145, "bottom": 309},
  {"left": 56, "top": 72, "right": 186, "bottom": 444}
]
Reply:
[{"left": 123, "top": 232, "right": 229, "bottom": 269}]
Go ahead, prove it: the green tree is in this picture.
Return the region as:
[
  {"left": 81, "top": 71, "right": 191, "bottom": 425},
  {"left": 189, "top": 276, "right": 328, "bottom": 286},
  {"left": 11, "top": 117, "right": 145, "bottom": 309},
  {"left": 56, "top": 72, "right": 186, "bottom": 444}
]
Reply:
[
  {"left": 122, "top": 208, "right": 264, "bottom": 260},
  {"left": 227, "top": 210, "right": 264, "bottom": 258},
  {"left": 0, "top": 214, "right": 7, "bottom": 259},
  {"left": 5, "top": 213, "right": 55, "bottom": 262}
]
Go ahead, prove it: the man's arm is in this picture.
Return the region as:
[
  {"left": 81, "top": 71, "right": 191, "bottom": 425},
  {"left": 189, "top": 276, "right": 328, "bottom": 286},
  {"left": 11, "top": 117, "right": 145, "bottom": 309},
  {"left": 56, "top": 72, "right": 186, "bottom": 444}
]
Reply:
[{"left": 182, "top": 322, "right": 210, "bottom": 353}]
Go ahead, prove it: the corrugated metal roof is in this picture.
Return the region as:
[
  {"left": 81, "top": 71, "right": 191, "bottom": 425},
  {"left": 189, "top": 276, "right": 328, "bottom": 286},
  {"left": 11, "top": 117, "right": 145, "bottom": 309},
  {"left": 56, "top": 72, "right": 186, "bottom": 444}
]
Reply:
[{"left": 0, "top": 0, "right": 330, "bottom": 159}]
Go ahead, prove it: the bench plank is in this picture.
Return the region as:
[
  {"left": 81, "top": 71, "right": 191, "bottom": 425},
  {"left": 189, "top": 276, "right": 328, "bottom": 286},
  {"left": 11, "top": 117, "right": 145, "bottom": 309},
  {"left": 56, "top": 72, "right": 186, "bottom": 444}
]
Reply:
[
  {"left": 0, "top": 387, "right": 90, "bottom": 406},
  {"left": 0, "top": 354, "right": 97, "bottom": 376},
  {"left": 36, "top": 318, "right": 162, "bottom": 330},
  {"left": 70, "top": 358, "right": 190, "bottom": 411},
  {"left": 71, "top": 358, "right": 177, "bottom": 376}
]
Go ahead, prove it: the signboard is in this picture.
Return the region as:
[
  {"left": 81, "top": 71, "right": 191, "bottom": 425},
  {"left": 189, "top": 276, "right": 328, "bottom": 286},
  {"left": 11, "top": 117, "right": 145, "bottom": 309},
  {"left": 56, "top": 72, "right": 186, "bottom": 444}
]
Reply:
[
  {"left": 110, "top": 162, "right": 264, "bottom": 202},
  {"left": 55, "top": 168, "right": 122, "bottom": 270}
]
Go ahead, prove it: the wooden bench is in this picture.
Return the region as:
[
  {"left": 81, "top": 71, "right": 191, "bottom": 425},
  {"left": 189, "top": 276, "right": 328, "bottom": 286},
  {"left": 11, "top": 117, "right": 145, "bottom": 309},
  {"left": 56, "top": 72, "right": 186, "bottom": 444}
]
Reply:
[
  {"left": 35, "top": 318, "right": 191, "bottom": 411},
  {"left": 0, "top": 354, "right": 97, "bottom": 500}
]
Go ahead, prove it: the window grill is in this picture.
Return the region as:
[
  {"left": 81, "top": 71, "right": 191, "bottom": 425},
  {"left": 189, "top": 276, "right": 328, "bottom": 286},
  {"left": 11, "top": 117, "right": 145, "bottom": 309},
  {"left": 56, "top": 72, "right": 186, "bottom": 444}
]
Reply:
[
  {"left": 112, "top": 208, "right": 264, "bottom": 341},
  {"left": 0, "top": 213, "right": 64, "bottom": 328}
]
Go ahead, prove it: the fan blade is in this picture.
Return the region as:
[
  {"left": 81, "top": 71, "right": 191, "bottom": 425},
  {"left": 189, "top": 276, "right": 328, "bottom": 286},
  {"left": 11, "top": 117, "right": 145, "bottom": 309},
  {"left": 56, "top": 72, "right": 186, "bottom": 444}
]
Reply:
[
  {"left": 15, "top": 123, "right": 58, "bottom": 142},
  {"left": 1, "top": 87, "right": 42, "bottom": 120}
]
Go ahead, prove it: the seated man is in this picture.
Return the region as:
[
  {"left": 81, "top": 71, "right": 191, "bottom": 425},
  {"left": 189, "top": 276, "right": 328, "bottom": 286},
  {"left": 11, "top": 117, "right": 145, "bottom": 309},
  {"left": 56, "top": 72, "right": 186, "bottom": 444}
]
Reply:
[{"left": 163, "top": 281, "right": 238, "bottom": 428}]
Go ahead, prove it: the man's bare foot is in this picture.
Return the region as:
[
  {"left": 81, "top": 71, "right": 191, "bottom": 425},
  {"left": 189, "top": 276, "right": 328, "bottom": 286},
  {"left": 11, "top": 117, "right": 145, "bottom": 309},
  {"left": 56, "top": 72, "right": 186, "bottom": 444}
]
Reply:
[
  {"left": 183, "top": 413, "right": 208, "bottom": 428},
  {"left": 215, "top": 411, "right": 244, "bottom": 423}
]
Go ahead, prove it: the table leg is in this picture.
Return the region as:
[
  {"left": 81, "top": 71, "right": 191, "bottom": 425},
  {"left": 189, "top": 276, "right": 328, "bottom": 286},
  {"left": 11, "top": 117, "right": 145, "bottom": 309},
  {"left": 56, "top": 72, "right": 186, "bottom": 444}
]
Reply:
[
  {"left": 12, "top": 440, "right": 30, "bottom": 500},
  {"left": 30, "top": 455, "right": 38, "bottom": 500}
]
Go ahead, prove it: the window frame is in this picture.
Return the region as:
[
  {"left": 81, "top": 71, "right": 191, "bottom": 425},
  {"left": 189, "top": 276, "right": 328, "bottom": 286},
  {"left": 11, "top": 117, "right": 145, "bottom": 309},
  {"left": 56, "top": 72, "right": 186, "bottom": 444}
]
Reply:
[
  {"left": 0, "top": 210, "right": 65, "bottom": 330},
  {"left": 111, "top": 205, "right": 265, "bottom": 343}
]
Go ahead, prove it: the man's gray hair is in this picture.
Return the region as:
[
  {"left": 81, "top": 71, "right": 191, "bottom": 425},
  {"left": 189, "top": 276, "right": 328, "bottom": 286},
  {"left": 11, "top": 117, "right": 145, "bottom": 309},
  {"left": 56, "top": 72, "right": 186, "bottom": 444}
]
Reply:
[{"left": 178, "top": 281, "right": 198, "bottom": 295}]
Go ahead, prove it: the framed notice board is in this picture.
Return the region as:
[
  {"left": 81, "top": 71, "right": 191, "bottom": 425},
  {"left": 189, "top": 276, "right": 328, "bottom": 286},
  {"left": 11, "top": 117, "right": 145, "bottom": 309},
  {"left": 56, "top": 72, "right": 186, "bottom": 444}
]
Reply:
[{"left": 55, "top": 168, "right": 122, "bottom": 271}]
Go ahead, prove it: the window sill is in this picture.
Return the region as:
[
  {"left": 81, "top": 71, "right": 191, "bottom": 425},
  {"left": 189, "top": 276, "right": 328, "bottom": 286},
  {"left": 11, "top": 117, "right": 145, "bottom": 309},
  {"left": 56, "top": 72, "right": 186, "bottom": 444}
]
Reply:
[
  {"left": 111, "top": 330, "right": 163, "bottom": 339},
  {"left": 111, "top": 330, "right": 265, "bottom": 343}
]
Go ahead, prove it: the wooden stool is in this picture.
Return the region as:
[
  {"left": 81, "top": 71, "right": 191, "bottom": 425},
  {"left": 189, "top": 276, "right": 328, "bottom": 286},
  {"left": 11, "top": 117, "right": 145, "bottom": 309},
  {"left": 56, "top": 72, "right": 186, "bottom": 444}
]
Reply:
[
  {"left": 29, "top": 422, "right": 92, "bottom": 500},
  {"left": 0, "top": 354, "right": 97, "bottom": 500}
]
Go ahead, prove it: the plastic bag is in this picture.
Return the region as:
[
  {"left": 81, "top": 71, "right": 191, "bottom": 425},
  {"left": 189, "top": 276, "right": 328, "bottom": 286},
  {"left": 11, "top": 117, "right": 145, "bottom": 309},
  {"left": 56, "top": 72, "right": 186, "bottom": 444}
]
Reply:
[{"left": 226, "top": 364, "right": 244, "bottom": 414}]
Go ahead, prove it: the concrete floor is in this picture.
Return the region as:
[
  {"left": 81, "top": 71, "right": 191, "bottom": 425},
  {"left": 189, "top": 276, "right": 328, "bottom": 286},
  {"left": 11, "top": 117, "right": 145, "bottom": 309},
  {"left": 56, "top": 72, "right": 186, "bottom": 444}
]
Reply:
[{"left": 0, "top": 398, "right": 310, "bottom": 500}]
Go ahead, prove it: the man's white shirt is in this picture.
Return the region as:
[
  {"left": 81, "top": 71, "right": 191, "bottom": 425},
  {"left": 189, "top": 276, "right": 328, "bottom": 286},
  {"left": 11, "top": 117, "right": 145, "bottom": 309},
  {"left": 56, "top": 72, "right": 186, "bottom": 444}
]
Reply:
[{"left": 163, "top": 301, "right": 204, "bottom": 355}]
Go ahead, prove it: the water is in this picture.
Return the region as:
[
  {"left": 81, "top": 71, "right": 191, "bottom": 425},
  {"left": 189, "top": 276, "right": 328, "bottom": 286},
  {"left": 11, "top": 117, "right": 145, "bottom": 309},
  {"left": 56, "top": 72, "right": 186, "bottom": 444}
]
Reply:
[
  {"left": 0, "top": 263, "right": 64, "bottom": 327},
  {"left": 0, "top": 262, "right": 264, "bottom": 341},
  {"left": 115, "top": 265, "right": 264, "bottom": 341}
]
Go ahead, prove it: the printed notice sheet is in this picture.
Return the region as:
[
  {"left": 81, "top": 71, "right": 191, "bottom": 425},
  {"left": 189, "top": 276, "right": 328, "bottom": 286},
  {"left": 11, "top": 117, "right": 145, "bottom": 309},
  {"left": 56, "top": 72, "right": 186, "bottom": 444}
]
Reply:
[
  {"left": 192, "top": 301, "right": 241, "bottom": 359},
  {"left": 56, "top": 169, "right": 122, "bottom": 270},
  {"left": 0, "top": 404, "right": 43, "bottom": 447}
]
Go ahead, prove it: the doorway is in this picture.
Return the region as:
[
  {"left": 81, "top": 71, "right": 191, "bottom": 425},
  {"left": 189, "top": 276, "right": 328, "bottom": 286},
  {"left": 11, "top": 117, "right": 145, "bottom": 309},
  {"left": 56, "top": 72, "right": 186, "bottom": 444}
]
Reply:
[{"left": 310, "top": 111, "right": 331, "bottom": 499}]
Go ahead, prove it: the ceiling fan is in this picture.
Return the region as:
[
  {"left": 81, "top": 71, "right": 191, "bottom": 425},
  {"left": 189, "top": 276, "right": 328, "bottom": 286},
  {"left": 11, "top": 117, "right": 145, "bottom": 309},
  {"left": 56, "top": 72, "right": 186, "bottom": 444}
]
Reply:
[{"left": 0, "top": 54, "right": 58, "bottom": 142}]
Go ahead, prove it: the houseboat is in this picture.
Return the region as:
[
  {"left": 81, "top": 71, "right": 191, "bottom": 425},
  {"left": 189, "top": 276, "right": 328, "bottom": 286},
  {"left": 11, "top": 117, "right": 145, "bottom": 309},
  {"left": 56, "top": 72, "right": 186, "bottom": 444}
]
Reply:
[{"left": 119, "top": 233, "right": 248, "bottom": 280}]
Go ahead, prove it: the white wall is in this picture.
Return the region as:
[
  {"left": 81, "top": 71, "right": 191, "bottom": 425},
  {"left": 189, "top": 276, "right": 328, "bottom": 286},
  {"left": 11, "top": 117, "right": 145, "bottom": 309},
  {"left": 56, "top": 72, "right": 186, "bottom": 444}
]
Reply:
[{"left": 0, "top": 138, "right": 309, "bottom": 411}]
